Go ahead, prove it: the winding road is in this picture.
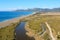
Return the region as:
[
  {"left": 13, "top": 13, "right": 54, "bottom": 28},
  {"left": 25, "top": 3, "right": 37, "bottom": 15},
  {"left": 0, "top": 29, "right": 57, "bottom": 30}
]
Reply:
[{"left": 45, "top": 22, "right": 56, "bottom": 40}]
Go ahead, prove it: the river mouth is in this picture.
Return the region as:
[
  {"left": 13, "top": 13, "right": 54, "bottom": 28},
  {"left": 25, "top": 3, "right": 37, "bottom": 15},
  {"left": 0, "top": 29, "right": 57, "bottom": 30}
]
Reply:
[{"left": 15, "top": 22, "right": 35, "bottom": 40}]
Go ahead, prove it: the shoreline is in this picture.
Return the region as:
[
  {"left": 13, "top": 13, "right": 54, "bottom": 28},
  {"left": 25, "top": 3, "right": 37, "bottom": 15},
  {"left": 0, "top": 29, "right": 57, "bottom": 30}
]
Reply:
[
  {"left": 1, "top": 11, "right": 60, "bottom": 27},
  {"left": 0, "top": 12, "right": 36, "bottom": 23},
  {"left": 0, "top": 12, "right": 36, "bottom": 27},
  {"left": 0, "top": 12, "right": 60, "bottom": 23}
]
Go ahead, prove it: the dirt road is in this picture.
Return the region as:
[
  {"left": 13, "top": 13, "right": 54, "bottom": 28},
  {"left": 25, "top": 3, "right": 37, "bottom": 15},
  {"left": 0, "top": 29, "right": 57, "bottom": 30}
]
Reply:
[{"left": 45, "top": 22, "right": 56, "bottom": 40}]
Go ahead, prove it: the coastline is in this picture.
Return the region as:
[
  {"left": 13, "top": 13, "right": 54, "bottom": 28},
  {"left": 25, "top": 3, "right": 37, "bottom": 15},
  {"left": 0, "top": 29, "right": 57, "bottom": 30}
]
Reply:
[
  {"left": 0, "top": 12, "right": 36, "bottom": 28},
  {"left": 1, "top": 12, "right": 60, "bottom": 28}
]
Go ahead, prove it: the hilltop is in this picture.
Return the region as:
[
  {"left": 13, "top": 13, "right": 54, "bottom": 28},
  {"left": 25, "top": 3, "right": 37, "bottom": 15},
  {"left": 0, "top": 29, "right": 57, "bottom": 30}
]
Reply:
[{"left": 15, "top": 8, "right": 60, "bottom": 12}]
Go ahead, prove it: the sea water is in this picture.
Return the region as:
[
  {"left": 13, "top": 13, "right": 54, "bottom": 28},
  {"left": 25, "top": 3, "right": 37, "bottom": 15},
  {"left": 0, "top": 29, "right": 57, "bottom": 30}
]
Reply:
[{"left": 0, "top": 11, "right": 33, "bottom": 22}]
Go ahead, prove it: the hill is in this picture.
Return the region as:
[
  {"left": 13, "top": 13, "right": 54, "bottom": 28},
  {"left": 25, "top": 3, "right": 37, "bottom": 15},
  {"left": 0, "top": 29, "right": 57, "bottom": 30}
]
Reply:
[{"left": 15, "top": 8, "right": 60, "bottom": 12}]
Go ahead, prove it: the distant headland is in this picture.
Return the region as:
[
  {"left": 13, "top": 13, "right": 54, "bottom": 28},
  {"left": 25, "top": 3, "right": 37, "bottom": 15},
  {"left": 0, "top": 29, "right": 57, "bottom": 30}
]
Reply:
[{"left": 15, "top": 8, "right": 60, "bottom": 12}]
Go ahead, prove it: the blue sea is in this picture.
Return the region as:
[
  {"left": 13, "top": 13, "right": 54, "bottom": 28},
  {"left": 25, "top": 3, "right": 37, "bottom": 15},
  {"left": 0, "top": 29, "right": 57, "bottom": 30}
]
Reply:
[{"left": 0, "top": 11, "right": 33, "bottom": 22}]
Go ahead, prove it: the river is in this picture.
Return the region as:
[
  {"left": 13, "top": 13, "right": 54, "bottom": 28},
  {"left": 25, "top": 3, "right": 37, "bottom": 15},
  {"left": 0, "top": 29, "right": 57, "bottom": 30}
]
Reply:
[{"left": 15, "top": 22, "right": 35, "bottom": 40}]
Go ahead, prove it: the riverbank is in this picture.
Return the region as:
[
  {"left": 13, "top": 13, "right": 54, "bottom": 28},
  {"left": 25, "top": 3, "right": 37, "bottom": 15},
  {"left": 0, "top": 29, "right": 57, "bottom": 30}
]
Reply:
[{"left": 25, "top": 22, "right": 43, "bottom": 40}]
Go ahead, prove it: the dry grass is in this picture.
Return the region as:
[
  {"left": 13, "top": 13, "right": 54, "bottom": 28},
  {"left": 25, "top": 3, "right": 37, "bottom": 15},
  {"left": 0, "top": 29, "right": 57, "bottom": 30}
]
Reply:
[{"left": 26, "top": 13, "right": 60, "bottom": 40}]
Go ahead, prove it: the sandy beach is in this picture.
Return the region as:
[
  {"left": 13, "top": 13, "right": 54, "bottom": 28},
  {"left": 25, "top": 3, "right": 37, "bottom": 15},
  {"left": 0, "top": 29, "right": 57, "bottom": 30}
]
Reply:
[
  {"left": 0, "top": 17, "right": 20, "bottom": 28},
  {"left": 0, "top": 12, "right": 36, "bottom": 28}
]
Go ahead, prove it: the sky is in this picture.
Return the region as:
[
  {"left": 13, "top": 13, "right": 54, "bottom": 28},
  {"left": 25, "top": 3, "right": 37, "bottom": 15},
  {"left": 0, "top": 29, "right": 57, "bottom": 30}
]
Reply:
[{"left": 0, "top": 0, "right": 60, "bottom": 11}]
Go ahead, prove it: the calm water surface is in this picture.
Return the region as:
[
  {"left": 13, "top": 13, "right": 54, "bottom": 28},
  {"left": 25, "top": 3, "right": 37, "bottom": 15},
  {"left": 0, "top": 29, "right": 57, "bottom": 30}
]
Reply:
[
  {"left": 15, "top": 22, "right": 35, "bottom": 40},
  {"left": 0, "top": 11, "right": 32, "bottom": 22}
]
